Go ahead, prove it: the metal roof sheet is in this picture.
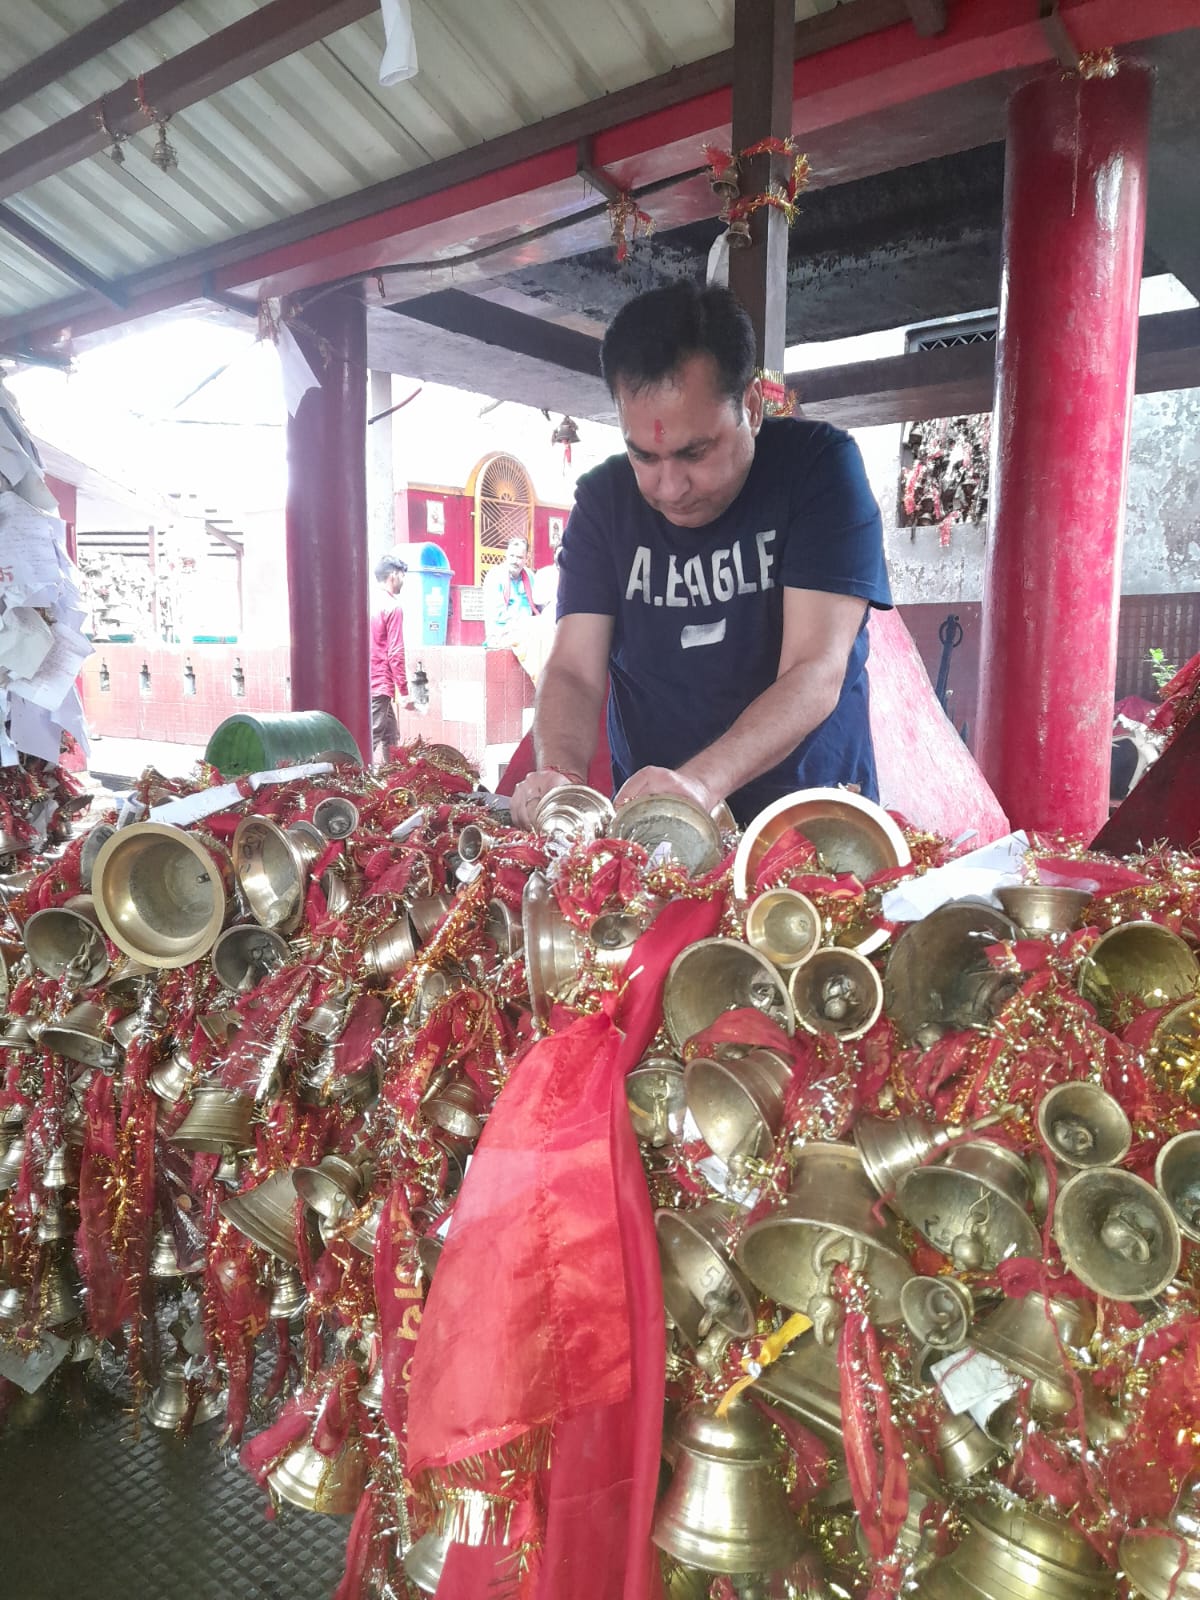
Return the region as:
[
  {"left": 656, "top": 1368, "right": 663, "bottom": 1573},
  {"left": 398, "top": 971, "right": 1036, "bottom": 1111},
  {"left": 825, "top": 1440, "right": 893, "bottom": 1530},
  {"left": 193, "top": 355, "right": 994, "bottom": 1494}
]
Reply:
[{"left": 0, "top": 1, "right": 864, "bottom": 328}]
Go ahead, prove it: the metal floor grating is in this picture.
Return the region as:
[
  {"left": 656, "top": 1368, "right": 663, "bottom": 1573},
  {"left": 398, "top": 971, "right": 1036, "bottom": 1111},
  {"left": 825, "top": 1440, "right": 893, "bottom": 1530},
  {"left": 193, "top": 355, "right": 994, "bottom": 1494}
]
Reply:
[{"left": 0, "top": 1372, "right": 350, "bottom": 1600}]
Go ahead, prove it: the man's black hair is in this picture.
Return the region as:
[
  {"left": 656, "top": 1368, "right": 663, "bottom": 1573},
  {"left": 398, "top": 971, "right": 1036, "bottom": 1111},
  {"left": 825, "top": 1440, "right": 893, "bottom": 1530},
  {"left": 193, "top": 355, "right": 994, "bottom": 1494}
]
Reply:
[
  {"left": 600, "top": 281, "right": 756, "bottom": 405},
  {"left": 374, "top": 554, "right": 408, "bottom": 583}
]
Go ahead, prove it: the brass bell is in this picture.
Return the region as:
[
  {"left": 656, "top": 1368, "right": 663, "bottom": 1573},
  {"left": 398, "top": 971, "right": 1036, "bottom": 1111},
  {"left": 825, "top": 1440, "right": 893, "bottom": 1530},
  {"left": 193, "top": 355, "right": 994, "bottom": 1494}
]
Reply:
[
  {"left": 483, "top": 898, "right": 522, "bottom": 959},
  {"left": 268, "top": 1262, "right": 308, "bottom": 1321},
  {"left": 588, "top": 910, "right": 649, "bottom": 979},
  {"left": 896, "top": 1139, "right": 1039, "bottom": 1270},
  {"left": 1156, "top": 1131, "right": 1200, "bottom": 1243},
  {"left": 212, "top": 924, "right": 289, "bottom": 991},
  {"left": 683, "top": 1047, "right": 794, "bottom": 1166},
  {"left": 341, "top": 1198, "right": 383, "bottom": 1257},
  {"left": 0, "top": 1016, "right": 37, "bottom": 1053},
  {"left": 403, "top": 1533, "right": 452, "bottom": 1594},
  {"left": 292, "top": 1154, "right": 363, "bottom": 1222},
  {"left": 111, "top": 1004, "right": 166, "bottom": 1050},
  {"left": 0, "top": 1134, "right": 26, "bottom": 1192},
  {"left": 789, "top": 946, "right": 883, "bottom": 1040},
  {"left": 936, "top": 1413, "right": 1003, "bottom": 1484},
  {"left": 1120, "top": 1475, "right": 1200, "bottom": 1600},
  {"left": 23, "top": 901, "right": 109, "bottom": 986},
  {"left": 457, "top": 823, "right": 494, "bottom": 863},
  {"left": 663, "top": 937, "right": 794, "bottom": 1052},
  {"left": 522, "top": 872, "right": 584, "bottom": 1022},
  {"left": 409, "top": 892, "right": 454, "bottom": 945},
  {"left": 319, "top": 867, "right": 356, "bottom": 918},
  {"left": 653, "top": 1401, "right": 806, "bottom": 1575},
  {"left": 78, "top": 822, "right": 116, "bottom": 893},
  {"left": 532, "top": 783, "right": 615, "bottom": 844},
  {"left": 232, "top": 816, "right": 323, "bottom": 936},
  {"left": 899, "top": 1275, "right": 974, "bottom": 1352},
  {"left": 1055, "top": 1167, "right": 1181, "bottom": 1299},
  {"left": 220, "top": 1170, "right": 303, "bottom": 1265},
  {"left": 42, "top": 1143, "right": 79, "bottom": 1191},
  {"left": 884, "top": 900, "right": 1020, "bottom": 1044},
  {"left": 913, "top": 1497, "right": 1113, "bottom": 1600},
  {"left": 627, "top": 1058, "right": 687, "bottom": 1148},
  {"left": 996, "top": 885, "right": 1092, "bottom": 938},
  {"left": 1077, "top": 921, "right": 1200, "bottom": 1026},
  {"left": 148, "top": 1048, "right": 193, "bottom": 1103},
  {"left": 736, "top": 1143, "right": 912, "bottom": 1333},
  {"left": 170, "top": 1085, "right": 255, "bottom": 1153},
  {"left": 410, "top": 967, "right": 463, "bottom": 1028},
  {"left": 149, "top": 1225, "right": 204, "bottom": 1279},
  {"left": 424, "top": 1075, "right": 484, "bottom": 1142},
  {"left": 744, "top": 888, "right": 821, "bottom": 969},
  {"left": 213, "top": 1148, "right": 243, "bottom": 1186},
  {"left": 0, "top": 1281, "right": 26, "bottom": 1328},
  {"left": 723, "top": 216, "right": 752, "bottom": 248},
  {"left": 37, "top": 1200, "right": 76, "bottom": 1243},
  {"left": 754, "top": 1332, "right": 844, "bottom": 1449},
  {"left": 732, "top": 788, "right": 910, "bottom": 903},
  {"left": 971, "top": 1291, "right": 1095, "bottom": 1389},
  {"left": 145, "top": 1364, "right": 225, "bottom": 1431},
  {"left": 197, "top": 1008, "right": 239, "bottom": 1045},
  {"left": 38, "top": 1002, "right": 123, "bottom": 1072},
  {"left": 312, "top": 797, "right": 359, "bottom": 841},
  {"left": 92, "top": 823, "right": 227, "bottom": 968},
  {"left": 1149, "top": 996, "right": 1200, "bottom": 1104},
  {"left": 656, "top": 1200, "right": 757, "bottom": 1354},
  {"left": 39, "top": 1249, "right": 82, "bottom": 1328},
  {"left": 855, "top": 1107, "right": 1013, "bottom": 1198},
  {"left": 301, "top": 985, "right": 353, "bottom": 1041},
  {"left": 1036, "top": 1081, "right": 1131, "bottom": 1170},
  {"left": 362, "top": 915, "right": 417, "bottom": 980},
  {"left": 267, "top": 1424, "right": 369, "bottom": 1515},
  {"left": 610, "top": 794, "right": 722, "bottom": 878},
  {"left": 101, "top": 953, "right": 155, "bottom": 999}
]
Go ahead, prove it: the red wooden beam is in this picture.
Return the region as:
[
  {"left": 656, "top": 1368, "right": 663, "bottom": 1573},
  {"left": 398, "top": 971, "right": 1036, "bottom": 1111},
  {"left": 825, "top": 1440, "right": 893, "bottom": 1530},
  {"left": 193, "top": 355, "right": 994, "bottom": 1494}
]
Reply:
[
  {"left": 0, "top": 0, "right": 188, "bottom": 118},
  {"left": 0, "top": 0, "right": 378, "bottom": 202}
]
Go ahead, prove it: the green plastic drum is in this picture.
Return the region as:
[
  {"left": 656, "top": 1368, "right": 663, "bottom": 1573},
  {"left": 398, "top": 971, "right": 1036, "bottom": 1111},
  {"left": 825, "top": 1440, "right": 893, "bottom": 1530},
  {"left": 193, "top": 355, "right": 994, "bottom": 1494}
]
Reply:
[{"left": 204, "top": 711, "right": 363, "bottom": 776}]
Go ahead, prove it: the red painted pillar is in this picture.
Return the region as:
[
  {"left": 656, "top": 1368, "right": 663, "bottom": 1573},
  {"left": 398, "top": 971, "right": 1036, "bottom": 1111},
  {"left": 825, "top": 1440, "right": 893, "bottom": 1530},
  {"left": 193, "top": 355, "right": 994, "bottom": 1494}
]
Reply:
[
  {"left": 975, "top": 65, "right": 1151, "bottom": 838},
  {"left": 284, "top": 285, "right": 371, "bottom": 760}
]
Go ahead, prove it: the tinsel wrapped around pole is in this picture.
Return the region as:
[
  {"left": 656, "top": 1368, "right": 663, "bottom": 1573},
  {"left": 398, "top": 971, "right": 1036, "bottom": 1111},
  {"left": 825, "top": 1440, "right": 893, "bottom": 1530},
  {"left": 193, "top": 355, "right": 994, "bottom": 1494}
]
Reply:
[{"left": 1, "top": 690, "right": 1200, "bottom": 1600}]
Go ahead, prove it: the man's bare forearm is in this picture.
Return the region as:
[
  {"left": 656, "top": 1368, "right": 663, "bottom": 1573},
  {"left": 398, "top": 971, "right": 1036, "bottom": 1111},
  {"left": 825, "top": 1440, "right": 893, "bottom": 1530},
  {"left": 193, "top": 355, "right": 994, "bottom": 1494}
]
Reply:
[
  {"left": 678, "top": 657, "right": 844, "bottom": 802},
  {"left": 533, "top": 664, "right": 605, "bottom": 777}
]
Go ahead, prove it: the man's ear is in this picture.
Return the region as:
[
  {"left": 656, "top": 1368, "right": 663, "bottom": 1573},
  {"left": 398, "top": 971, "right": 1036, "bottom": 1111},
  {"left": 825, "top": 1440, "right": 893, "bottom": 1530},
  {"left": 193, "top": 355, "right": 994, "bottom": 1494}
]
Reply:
[{"left": 744, "top": 377, "right": 765, "bottom": 436}]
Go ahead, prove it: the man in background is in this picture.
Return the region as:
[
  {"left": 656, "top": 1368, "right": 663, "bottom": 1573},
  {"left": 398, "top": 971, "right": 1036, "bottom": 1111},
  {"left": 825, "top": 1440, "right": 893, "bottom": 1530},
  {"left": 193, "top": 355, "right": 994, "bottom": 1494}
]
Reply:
[
  {"left": 483, "top": 535, "right": 537, "bottom": 650},
  {"left": 370, "top": 553, "right": 412, "bottom": 762}
]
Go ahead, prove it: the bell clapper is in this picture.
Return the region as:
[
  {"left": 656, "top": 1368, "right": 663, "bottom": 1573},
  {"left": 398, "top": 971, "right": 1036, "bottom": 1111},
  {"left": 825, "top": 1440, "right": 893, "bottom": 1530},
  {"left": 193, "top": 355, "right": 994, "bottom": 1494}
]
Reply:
[{"left": 1099, "top": 1202, "right": 1156, "bottom": 1263}]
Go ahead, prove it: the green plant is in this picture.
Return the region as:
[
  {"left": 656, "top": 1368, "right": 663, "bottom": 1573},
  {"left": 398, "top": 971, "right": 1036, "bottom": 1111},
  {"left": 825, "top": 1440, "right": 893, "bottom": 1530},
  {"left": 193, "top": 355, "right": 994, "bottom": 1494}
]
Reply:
[{"left": 1147, "top": 647, "right": 1178, "bottom": 691}]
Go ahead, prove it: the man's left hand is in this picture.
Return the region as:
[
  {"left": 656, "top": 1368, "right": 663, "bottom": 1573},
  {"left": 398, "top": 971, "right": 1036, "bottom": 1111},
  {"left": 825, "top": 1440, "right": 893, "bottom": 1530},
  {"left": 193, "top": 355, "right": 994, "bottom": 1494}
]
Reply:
[{"left": 614, "top": 766, "right": 719, "bottom": 814}]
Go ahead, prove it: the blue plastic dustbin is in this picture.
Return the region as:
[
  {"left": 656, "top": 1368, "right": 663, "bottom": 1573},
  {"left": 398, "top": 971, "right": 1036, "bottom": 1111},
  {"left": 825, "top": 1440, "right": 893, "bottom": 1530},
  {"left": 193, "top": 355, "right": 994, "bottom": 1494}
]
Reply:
[{"left": 394, "top": 542, "right": 453, "bottom": 646}]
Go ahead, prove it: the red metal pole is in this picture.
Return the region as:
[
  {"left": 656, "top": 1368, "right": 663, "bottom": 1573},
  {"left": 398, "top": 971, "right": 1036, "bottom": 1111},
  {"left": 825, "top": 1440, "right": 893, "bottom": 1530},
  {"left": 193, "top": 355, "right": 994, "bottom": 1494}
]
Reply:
[
  {"left": 975, "top": 63, "right": 1151, "bottom": 839},
  {"left": 284, "top": 284, "right": 372, "bottom": 760}
]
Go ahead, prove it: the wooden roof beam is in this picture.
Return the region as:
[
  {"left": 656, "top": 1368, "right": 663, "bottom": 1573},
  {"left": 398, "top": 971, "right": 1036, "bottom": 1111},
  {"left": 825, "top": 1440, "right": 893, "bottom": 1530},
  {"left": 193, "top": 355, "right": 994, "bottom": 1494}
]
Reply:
[
  {"left": 0, "top": 0, "right": 188, "bottom": 118},
  {"left": 0, "top": 0, "right": 378, "bottom": 203},
  {"left": 0, "top": 205, "right": 126, "bottom": 307}
]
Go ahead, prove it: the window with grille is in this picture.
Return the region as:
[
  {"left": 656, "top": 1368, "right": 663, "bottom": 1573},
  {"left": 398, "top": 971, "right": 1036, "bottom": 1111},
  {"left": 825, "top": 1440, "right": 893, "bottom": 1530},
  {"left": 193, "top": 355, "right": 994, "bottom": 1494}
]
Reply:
[
  {"left": 470, "top": 453, "right": 534, "bottom": 582},
  {"left": 899, "top": 316, "right": 997, "bottom": 535}
]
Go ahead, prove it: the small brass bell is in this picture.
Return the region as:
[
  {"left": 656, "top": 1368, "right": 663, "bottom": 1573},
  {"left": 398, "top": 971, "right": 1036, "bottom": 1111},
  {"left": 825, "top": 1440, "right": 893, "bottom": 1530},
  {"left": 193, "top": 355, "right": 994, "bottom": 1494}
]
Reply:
[
  {"left": 1156, "top": 1131, "right": 1200, "bottom": 1242},
  {"left": 78, "top": 823, "right": 117, "bottom": 893},
  {"left": 483, "top": 898, "right": 522, "bottom": 959},
  {"left": 971, "top": 1291, "right": 1094, "bottom": 1389},
  {"left": 23, "top": 902, "right": 109, "bottom": 986},
  {"left": 1055, "top": 1167, "right": 1181, "bottom": 1299},
  {"left": 92, "top": 823, "right": 228, "bottom": 968},
  {"left": 37, "top": 1201, "right": 76, "bottom": 1244},
  {"left": 531, "top": 783, "right": 614, "bottom": 845},
  {"left": 744, "top": 888, "right": 821, "bottom": 969},
  {"left": 42, "top": 1143, "right": 79, "bottom": 1191},
  {"left": 936, "top": 1413, "right": 1003, "bottom": 1484},
  {"left": 292, "top": 1154, "right": 363, "bottom": 1222},
  {"left": 232, "top": 816, "right": 322, "bottom": 936},
  {"left": 268, "top": 1262, "right": 308, "bottom": 1321},
  {"left": 312, "top": 797, "right": 359, "bottom": 841},
  {"left": 522, "top": 872, "right": 584, "bottom": 1022},
  {"left": 895, "top": 1139, "right": 1039, "bottom": 1270},
  {"left": 423, "top": 1076, "right": 484, "bottom": 1142},
  {"left": 39, "top": 1249, "right": 82, "bottom": 1328},
  {"left": 684, "top": 1047, "right": 794, "bottom": 1166},
  {"left": 900, "top": 1275, "right": 974, "bottom": 1352},
  {"left": 656, "top": 1200, "right": 756, "bottom": 1353},
  {"left": 39, "top": 1002, "right": 124, "bottom": 1072},
  {"left": 457, "top": 822, "right": 494, "bottom": 863},
  {"left": 663, "top": 937, "right": 793, "bottom": 1052},
  {"left": 212, "top": 924, "right": 289, "bottom": 991},
  {"left": 148, "top": 1048, "right": 193, "bottom": 1103},
  {"left": 267, "top": 1425, "right": 369, "bottom": 1515},
  {"left": 996, "top": 885, "right": 1091, "bottom": 938},
  {"left": 588, "top": 910, "right": 648, "bottom": 980},
  {"left": 855, "top": 1106, "right": 1013, "bottom": 1198},
  {"left": 1036, "top": 1081, "right": 1131, "bottom": 1170},
  {"left": 653, "top": 1401, "right": 806, "bottom": 1574},
  {"left": 884, "top": 900, "right": 1019, "bottom": 1044},
  {"left": 0, "top": 1134, "right": 26, "bottom": 1192},
  {"left": 220, "top": 1170, "right": 303, "bottom": 1265},
  {"left": 627, "top": 1058, "right": 687, "bottom": 1149},
  {"left": 754, "top": 1334, "right": 844, "bottom": 1448},
  {"left": 409, "top": 892, "right": 454, "bottom": 944},
  {"left": 362, "top": 915, "right": 417, "bottom": 980},
  {"left": 145, "top": 1364, "right": 225, "bottom": 1431},
  {"left": 789, "top": 947, "right": 882, "bottom": 1040},
  {"left": 149, "top": 1226, "right": 204, "bottom": 1279}
]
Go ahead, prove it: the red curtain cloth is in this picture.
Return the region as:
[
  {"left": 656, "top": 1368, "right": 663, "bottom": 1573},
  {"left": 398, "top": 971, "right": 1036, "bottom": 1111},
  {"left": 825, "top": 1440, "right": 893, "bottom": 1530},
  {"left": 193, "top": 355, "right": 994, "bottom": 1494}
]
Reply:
[{"left": 407, "top": 896, "right": 723, "bottom": 1598}]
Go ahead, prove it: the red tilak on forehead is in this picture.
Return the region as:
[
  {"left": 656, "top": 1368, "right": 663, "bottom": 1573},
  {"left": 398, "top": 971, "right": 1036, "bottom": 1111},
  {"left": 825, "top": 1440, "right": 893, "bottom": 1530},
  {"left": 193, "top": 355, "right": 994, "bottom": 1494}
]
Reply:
[{"left": 653, "top": 418, "right": 664, "bottom": 443}]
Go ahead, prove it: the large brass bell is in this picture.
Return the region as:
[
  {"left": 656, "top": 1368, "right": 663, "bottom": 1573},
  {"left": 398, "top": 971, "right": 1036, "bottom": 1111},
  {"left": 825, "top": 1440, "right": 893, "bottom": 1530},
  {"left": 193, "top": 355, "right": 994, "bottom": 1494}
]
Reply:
[
  {"left": 1156, "top": 1131, "right": 1200, "bottom": 1242},
  {"left": 39, "top": 1001, "right": 123, "bottom": 1072},
  {"left": 1055, "top": 1167, "right": 1181, "bottom": 1299},
  {"left": 532, "top": 783, "right": 615, "bottom": 844},
  {"left": 267, "top": 1423, "right": 369, "bottom": 1514},
  {"left": 522, "top": 872, "right": 583, "bottom": 1022},
  {"left": 789, "top": 947, "right": 883, "bottom": 1040},
  {"left": 884, "top": 900, "right": 1019, "bottom": 1044},
  {"left": 610, "top": 794, "right": 722, "bottom": 878},
  {"left": 212, "top": 924, "right": 289, "bottom": 991},
  {"left": 1120, "top": 1476, "right": 1200, "bottom": 1600},
  {"left": 220, "top": 1170, "right": 303, "bottom": 1265},
  {"left": 736, "top": 1143, "right": 912, "bottom": 1333},
  {"left": 900, "top": 1275, "right": 974, "bottom": 1352},
  {"left": 971, "top": 1290, "right": 1095, "bottom": 1390},
  {"left": 684, "top": 1047, "right": 794, "bottom": 1166},
  {"left": 896, "top": 1139, "right": 1039, "bottom": 1270},
  {"left": 663, "top": 937, "right": 793, "bottom": 1052},
  {"left": 744, "top": 888, "right": 821, "bottom": 969},
  {"left": 855, "top": 1107, "right": 1012, "bottom": 1198},
  {"left": 312, "top": 796, "right": 359, "bottom": 841},
  {"left": 1036, "top": 1081, "right": 1131, "bottom": 1170},
  {"left": 754, "top": 1333, "right": 844, "bottom": 1449},
  {"left": 1077, "top": 921, "right": 1199, "bottom": 1026},
  {"left": 656, "top": 1200, "right": 757, "bottom": 1358},
  {"left": 145, "top": 1363, "right": 225, "bottom": 1430},
  {"left": 732, "top": 787, "right": 910, "bottom": 901},
  {"left": 170, "top": 1085, "right": 255, "bottom": 1153},
  {"left": 913, "top": 1498, "right": 1113, "bottom": 1600},
  {"left": 92, "top": 823, "right": 227, "bottom": 968},
  {"left": 627, "top": 1058, "right": 687, "bottom": 1148},
  {"left": 653, "top": 1401, "right": 806, "bottom": 1575},
  {"left": 23, "top": 899, "right": 109, "bottom": 985},
  {"left": 293, "top": 1154, "right": 363, "bottom": 1222},
  {"left": 996, "top": 885, "right": 1092, "bottom": 938},
  {"left": 403, "top": 1532, "right": 452, "bottom": 1594},
  {"left": 936, "top": 1414, "right": 1003, "bottom": 1484},
  {"left": 232, "top": 816, "right": 324, "bottom": 935}
]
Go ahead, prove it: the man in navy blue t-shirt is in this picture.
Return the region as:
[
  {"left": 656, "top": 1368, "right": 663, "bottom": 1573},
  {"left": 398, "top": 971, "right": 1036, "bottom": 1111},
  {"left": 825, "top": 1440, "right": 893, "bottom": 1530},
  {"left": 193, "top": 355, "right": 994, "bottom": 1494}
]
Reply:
[{"left": 510, "top": 282, "right": 893, "bottom": 829}]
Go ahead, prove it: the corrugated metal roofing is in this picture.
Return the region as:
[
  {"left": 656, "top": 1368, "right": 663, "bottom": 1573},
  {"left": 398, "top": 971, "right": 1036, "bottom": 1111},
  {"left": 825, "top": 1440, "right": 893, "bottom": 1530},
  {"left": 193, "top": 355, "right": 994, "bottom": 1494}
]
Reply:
[{"left": 0, "top": 0, "right": 860, "bottom": 324}]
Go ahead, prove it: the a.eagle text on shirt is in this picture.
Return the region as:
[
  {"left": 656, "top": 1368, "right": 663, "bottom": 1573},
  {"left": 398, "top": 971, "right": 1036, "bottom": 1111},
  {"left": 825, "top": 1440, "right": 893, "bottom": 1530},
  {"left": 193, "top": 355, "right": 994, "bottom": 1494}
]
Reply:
[{"left": 624, "top": 530, "right": 777, "bottom": 608}]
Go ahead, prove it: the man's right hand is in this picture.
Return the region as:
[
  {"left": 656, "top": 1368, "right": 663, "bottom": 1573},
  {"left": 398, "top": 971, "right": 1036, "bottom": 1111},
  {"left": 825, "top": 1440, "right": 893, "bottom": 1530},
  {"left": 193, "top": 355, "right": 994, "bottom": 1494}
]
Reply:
[{"left": 511, "top": 769, "right": 578, "bottom": 828}]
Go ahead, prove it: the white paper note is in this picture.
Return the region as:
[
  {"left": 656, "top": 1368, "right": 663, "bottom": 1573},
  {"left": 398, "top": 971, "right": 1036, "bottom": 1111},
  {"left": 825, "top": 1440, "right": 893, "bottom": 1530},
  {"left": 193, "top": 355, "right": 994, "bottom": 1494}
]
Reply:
[
  {"left": 0, "top": 493, "right": 65, "bottom": 605},
  {"left": 6, "top": 693, "right": 62, "bottom": 762},
  {"left": 881, "top": 830, "right": 1031, "bottom": 923},
  {"left": 6, "top": 620, "right": 92, "bottom": 710},
  {"left": 0, "top": 605, "right": 54, "bottom": 679}
]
